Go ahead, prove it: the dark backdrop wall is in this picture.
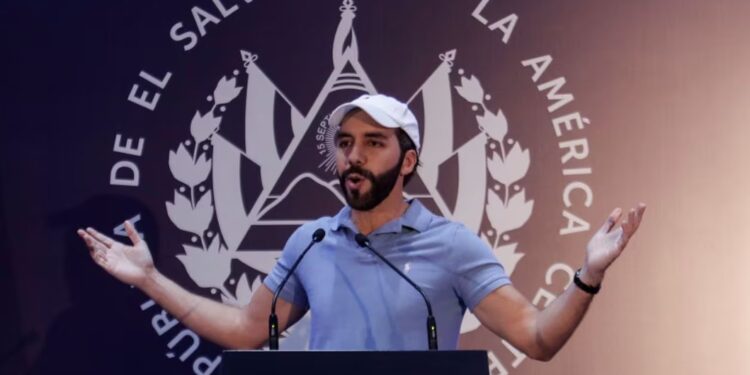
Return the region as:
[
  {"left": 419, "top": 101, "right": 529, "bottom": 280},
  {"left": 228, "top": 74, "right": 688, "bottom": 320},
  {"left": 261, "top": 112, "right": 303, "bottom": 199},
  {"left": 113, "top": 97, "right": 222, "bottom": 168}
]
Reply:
[{"left": 2, "top": 0, "right": 748, "bottom": 374}]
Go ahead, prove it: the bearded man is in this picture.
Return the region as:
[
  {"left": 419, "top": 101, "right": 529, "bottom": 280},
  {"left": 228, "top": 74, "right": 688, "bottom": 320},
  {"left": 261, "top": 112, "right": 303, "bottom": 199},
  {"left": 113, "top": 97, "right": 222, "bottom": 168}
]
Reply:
[{"left": 79, "top": 94, "right": 646, "bottom": 359}]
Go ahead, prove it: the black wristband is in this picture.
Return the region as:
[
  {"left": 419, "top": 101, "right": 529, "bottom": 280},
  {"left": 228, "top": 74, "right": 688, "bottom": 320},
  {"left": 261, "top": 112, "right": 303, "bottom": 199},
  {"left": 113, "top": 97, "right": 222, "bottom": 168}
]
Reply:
[{"left": 574, "top": 269, "right": 601, "bottom": 295}]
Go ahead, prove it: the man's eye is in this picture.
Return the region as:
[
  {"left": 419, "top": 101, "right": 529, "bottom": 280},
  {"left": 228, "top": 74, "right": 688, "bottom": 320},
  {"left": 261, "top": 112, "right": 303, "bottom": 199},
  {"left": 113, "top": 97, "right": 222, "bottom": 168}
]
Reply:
[
  {"left": 368, "top": 140, "right": 383, "bottom": 147},
  {"left": 337, "top": 140, "right": 351, "bottom": 148}
]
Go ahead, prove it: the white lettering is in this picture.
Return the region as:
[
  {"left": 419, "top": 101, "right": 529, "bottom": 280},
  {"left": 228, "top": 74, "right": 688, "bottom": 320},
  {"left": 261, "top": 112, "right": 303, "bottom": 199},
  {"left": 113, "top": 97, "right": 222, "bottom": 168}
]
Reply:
[
  {"left": 193, "top": 355, "right": 222, "bottom": 375},
  {"left": 472, "top": 1, "right": 517, "bottom": 44},
  {"left": 128, "top": 85, "right": 158, "bottom": 111},
  {"left": 532, "top": 263, "right": 575, "bottom": 309},
  {"left": 212, "top": 0, "right": 239, "bottom": 17},
  {"left": 471, "top": 0, "right": 491, "bottom": 24},
  {"left": 127, "top": 71, "right": 172, "bottom": 111},
  {"left": 167, "top": 329, "right": 200, "bottom": 362},
  {"left": 562, "top": 167, "right": 592, "bottom": 176},
  {"left": 192, "top": 6, "right": 221, "bottom": 37},
  {"left": 140, "top": 70, "right": 171, "bottom": 89},
  {"left": 537, "top": 77, "right": 574, "bottom": 113},
  {"left": 563, "top": 181, "right": 593, "bottom": 208},
  {"left": 171, "top": 22, "right": 199, "bottom": 51},
  {"left": 559, "top": 138, "right": 589, "bottom": 164},
  {"left": 532, "top": 287, "right": 557, "bottom": 308},
  {"left": 110, "top": 133, "right": 145, "bottom": 187},
  {"left": 501, "top": 340, "right": 526, "bottom": 368},
  {"left": 545, "top": 263, "right": 575, "bottom": 288},
  {"left": 170, "top": 1, "right": 252, "bottom": 52},
  {"left": 560, "top": 210, "right": 590, "bottom": 235},
  {"left": 152, "top": 310, "right": 179, "bottom": 336},
  {"left": 113, "top": 134, "right": 145, "bottom": 156},
  {"left": 487, "top": 350, "right": 509, "bottom": 375},
  {"left": 140, "top": 299, "right": 156, "bottom": 311},
  {"left": 109, "top": 160, "right": 139, "bottom": 187},
  {"left": 488, "top": 14, "right": 517, "bottom": 44},
  {"left": 521, "top": 55, "right": 552, "bottom": 83},
  {"left": 114, "top": 214, "right": 143, "bottom": 240},
  {"left": 551, "top": 112, "right": 589, "bottom": 137},
  {"left": 544, "top": 263, "right": 575, "bottom": 290}
]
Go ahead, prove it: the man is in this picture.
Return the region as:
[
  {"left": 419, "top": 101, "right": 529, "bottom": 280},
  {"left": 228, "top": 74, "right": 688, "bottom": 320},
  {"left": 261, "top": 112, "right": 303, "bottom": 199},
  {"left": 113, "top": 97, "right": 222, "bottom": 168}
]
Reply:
[{"left": 79, "top": 94, "right": 645, "bottom": 359}]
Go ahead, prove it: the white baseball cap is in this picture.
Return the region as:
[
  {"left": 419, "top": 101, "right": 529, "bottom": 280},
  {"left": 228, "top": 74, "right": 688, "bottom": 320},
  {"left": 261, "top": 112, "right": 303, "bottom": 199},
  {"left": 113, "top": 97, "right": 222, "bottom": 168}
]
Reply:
[{"left": 328, "top": 94, "right": 421, "bottom": 152}]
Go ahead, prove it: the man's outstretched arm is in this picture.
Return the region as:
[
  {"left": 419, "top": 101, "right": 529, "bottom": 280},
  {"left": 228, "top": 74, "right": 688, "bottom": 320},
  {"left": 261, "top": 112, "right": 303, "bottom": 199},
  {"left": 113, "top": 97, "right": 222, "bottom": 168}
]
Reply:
[
  {"left": 77, "top": 221, "right": 306, "bottom": 349},
  {"left": 473, "top": 203, "right": 646, "bottom": 361}
]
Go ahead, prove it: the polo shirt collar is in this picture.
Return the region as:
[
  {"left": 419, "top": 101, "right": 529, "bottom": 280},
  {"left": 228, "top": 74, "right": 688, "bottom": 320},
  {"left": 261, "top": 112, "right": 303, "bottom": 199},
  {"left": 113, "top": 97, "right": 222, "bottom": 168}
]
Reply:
[{"left": 329, "top": 199, "right": 431, "bottom": 234}]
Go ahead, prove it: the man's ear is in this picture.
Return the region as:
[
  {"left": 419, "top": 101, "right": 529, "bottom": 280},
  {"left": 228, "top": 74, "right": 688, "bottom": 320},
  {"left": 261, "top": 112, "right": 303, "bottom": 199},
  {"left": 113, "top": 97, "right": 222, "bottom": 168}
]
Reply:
[{"left": 400, "top": 149, "right": 418, "bottom": 176}]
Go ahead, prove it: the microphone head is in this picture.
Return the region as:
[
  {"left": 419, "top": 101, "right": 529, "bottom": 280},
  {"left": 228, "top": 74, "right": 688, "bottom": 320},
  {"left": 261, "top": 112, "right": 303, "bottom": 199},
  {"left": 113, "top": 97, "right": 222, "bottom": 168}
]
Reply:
[
  {"left": 354, "top": 233, "right": 370, "bottom": 247},
  {"left": 312, "top": 228, "right": 326, "bottom": 242}
]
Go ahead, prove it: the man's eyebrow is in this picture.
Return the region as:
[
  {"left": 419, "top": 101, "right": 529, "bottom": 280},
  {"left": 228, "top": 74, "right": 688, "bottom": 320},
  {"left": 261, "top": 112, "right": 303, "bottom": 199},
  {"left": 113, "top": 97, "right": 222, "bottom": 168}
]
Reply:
[
  {"left": 334, "top": 130, "right": 350, "bottom": 139},
  {"left": 334, "top": 130, "right": 389, "bottom": 139},
  {"left": 363, "top": 132, "right": 388, "bottom": 139}
]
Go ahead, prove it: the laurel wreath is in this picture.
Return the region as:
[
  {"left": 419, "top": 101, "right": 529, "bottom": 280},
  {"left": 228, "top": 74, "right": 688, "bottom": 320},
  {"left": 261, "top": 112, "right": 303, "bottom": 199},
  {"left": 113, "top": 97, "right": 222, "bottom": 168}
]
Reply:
[
  {"left": 454, "top": 72, "right": 532, "bottom": 275},
  {"left": 453, "top": 72, "right": 532, "bottom": 334},
  {"left": 165, "top": 72, "right": 260, "bottom": 306}
]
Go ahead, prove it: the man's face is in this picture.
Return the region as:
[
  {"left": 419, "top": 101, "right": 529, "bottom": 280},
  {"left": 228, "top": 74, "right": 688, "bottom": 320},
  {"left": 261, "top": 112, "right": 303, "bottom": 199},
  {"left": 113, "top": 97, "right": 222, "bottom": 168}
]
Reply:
[{"left": 335, "top": 110, "right": 405, "bottom": 211}]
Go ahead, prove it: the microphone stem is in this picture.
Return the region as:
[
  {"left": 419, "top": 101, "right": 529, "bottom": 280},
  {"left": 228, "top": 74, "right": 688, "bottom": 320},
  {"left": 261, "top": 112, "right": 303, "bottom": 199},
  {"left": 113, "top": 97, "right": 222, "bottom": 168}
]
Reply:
[
  {"left": 269, "top": 231, "right": 324, "bottom": 350},
  {"left": 271, "top": 241, "right": 316, "bottom": 315},
  {"left": 361, "top": 242, "right": 439, "bottom": 350},
  {"left": 362, "top": 245, "right": 434, "bottom": 316}
]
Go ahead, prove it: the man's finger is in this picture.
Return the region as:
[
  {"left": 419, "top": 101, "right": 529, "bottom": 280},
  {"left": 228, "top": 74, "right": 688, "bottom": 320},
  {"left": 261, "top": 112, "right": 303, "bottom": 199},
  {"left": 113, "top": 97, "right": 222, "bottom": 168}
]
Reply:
[
  {"left": 615, "top": 228, "right": 627, "bottom": 249},
  {"left": 634, "top": 203, "right": 647, "bottom": 227},
  {"left": 86, "top": 227, "right": 115, "bottom": 248},
  {"left": 622, "top": 204, "right": 647, "bottom": 239},
  {"left": 77, "top": 229, "right": 89, "bottom": 242},
  {"left": 598, "top": 207, "right": 622, "bottom": 234},
  {"left": 78, "top": 229, "right": 101, "bottom": 252},
  {"left": 90, "top": 248, "right": 108, "bottom": 267},
  {"left": 124, "top": 220, "right": 142, "bottom": 245},
  {"left": 628, "top": 204, "right": 647, "bottom": 234},
  {"left": 622, "top": 208, "right": 636, "bottom": 235}
]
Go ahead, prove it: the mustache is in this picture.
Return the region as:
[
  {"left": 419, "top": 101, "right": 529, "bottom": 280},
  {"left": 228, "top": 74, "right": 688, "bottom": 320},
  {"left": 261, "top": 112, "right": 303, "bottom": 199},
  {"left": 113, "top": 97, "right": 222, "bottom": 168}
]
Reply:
[{"left": 341, "top": 165, "right": 376, "bottom": 182}]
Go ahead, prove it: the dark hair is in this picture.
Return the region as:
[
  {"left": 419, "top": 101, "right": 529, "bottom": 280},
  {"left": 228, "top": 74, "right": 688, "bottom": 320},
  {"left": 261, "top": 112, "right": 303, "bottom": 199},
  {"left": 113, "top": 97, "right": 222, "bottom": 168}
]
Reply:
[{"left": 396, "top": 128, "right": 420, "bottom": 186}]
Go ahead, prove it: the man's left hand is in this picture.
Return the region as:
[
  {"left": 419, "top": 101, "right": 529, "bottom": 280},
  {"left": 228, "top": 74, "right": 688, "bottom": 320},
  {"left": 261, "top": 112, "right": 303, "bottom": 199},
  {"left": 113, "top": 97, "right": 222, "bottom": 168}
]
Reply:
[{"left": 580, "top": 203, "right": 647, "bottom": 286}]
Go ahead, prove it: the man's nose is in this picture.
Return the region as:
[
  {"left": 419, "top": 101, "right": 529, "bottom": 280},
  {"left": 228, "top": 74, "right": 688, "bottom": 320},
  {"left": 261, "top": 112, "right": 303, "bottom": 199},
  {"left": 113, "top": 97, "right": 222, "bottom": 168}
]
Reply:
[{"left": 347, "top": 142, "right": 366, "bottom": 166}]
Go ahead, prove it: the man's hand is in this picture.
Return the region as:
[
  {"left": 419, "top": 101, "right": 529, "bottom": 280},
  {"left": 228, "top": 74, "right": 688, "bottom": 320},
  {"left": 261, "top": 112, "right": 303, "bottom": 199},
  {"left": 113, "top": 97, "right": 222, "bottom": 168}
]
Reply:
[
  {"left": 580, "top": 203, "right": 647, "bottom": 285},
  {"left": 475, "top": 202, "right": 647, "bottom": 361},
  {"left": 77, "top": 221, "right": 155, "bottom": 287},
  {"left": 77, "top": 221, "right": 304, "bottom": 349}
]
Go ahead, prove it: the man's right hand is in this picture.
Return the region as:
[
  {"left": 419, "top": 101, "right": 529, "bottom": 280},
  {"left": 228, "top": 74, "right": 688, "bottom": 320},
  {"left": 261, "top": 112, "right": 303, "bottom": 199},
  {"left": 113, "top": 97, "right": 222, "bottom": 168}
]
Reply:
[
  {"left": 77, "top": 220, "right": 307, "bottom": 349},
  {"left": 77, "top": 221, "right": 155, "bottom": 287}
]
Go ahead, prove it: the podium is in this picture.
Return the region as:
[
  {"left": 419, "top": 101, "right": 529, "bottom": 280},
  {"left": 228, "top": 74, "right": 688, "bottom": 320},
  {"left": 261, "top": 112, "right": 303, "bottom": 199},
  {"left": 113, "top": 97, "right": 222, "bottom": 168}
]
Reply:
[{"left": 221, "top": 350, "right": 489, "bottom": 375}]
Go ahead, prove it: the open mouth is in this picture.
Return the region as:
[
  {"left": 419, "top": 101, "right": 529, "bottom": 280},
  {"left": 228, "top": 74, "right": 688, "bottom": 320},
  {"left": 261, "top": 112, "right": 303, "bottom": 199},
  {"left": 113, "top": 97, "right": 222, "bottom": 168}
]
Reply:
[{"left": 345, "top": 173, "right": 365, "bottom": 190}]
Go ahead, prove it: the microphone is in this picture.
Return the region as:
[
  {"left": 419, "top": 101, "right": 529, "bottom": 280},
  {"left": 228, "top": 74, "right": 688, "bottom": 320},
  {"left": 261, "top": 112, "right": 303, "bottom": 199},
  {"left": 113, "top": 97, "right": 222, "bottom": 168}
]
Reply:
[
  {"left": 269, "top": 228, "right": 325, "bottom": 350},
  {"left": 354, "top": 233, "right": 439, "bottom": 350}
]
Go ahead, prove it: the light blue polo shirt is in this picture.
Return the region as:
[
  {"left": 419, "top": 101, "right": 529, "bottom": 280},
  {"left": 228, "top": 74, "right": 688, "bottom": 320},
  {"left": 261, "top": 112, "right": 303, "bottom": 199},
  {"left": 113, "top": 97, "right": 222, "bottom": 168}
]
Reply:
[{"left": 263, "top": 199, "right": 510, "bottom": 350}]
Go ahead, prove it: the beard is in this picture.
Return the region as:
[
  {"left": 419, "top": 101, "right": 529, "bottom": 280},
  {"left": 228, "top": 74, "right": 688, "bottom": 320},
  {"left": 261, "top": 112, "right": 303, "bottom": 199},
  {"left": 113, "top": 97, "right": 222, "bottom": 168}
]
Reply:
[{"left": 338, "top": 159, "right": 403, "bottom": 211}]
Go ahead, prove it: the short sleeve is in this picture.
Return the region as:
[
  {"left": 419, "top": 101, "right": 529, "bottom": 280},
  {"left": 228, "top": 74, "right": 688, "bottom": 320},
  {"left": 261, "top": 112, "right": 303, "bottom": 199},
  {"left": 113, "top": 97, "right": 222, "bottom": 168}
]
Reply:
[
  {"left": 450, "top": 225, "right": 511, "bottom": 309},
  {"left": 263, "top": 227, "right": 310, "bottom": 309}
]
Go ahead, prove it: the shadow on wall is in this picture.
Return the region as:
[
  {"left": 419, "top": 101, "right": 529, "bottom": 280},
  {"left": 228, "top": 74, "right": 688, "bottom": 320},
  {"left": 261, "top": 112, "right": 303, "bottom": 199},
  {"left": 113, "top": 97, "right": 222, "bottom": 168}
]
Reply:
[{"left": 28, "top": 195, "right": 169, "bottom": 375}]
